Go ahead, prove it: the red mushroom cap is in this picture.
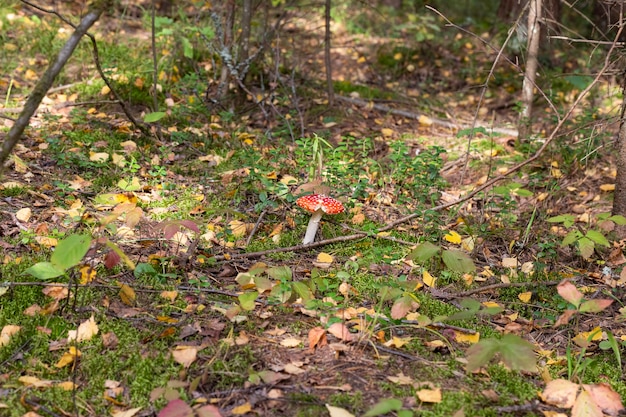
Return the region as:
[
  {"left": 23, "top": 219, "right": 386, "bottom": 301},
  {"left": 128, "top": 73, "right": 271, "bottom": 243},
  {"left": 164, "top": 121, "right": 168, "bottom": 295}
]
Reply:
[{"left": 296, "top": 194, "right": 345, "bottom": 214}]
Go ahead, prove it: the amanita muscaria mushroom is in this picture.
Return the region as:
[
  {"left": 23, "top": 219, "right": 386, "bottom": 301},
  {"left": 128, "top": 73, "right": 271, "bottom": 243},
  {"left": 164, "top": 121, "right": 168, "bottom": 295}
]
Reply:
[{"left": 296, "top": 194, "right": 345, "bottom": 244}]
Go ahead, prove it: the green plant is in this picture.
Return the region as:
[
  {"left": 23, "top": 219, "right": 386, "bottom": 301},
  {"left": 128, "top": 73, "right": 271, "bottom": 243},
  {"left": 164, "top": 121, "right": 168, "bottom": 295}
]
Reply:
[
  {"left": 465, "top": 333, "right": 538, "bottom": 373},
  {"left": 406, "top": 241, "right": 476, "bottom": 275},
  {"left": 547, "top": 212, "right": 626, "bottom": 260},
  {"left": 295, "top": 134, "right": 334, "bottom": 183},
  {"left": 599, "top": 331, "right": 624, "bottom": 371},
  {"left": 24, "top": 234, "right": 92, "bottom": 280},
  {"left": 387, "top": 141, "right": 447, "bottom": 206}
]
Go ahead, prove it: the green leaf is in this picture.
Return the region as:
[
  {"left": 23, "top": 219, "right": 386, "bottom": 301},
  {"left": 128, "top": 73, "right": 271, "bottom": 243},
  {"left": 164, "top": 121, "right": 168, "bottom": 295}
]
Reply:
[
  {"left": 238, "top": 291, "right": 258, "bottom": 311},
  {"left": 363, "top": 398, "right": 403, "bottom": 417},
  {"left": 446, "top": 299, "right": 480, "bottom": 321},
  {"left": 181, "top": 37, "right": 193, "bottom": 59},
  {"left": 24, "top": 262, "right": 66, "bottom": 280},
  {"left": 497, "top": 334, "right": 537, "bottom": 372},
  {"left": 291, "top": 281, "right": 313, "bottom": 303},
  {"left": 585, "top": 230, "right": 610, "bottom": 247},
  {"left": 564, "top": 74, "right": 593, "bottom": 90},
  {"left": 603, "top": 331, "right": 622, "bottom": 369},
  {"left": 512, "top": 188, "right": 533, "bottom": 197},
  {"left": 406, "top": 242, "right": 440, "bottom": 263},
  {"left": 561, "top": 230, "right": 581, "bottom": 247},
  {"left": 466, "top": 335, "right": 537, "bottom": 373},
  {"left": 269, "top": 284, "right": 291, "bottom": 303},
  {"left": 459, "top": 298, "right": 481, "bottom": 310},
  {"left": 577, "top": 237, "right": 595, "bottom": 259},
  {"left": 456, "top": 127, "right": 489, "bottom": 137},
  {"left": 266, "top": 266, "right": 292, "bottom": 281},
  {"left": 465, "top": 338, "right": 500, "bottom": 372},
  {"left": 609, "top": 215, "right": 626, "bottom": 225},
  {"left": 579, "top": 298, "right": 613, "bottom": 313},
  {"left": 547, "top": 214, "right": 576, "bottom": 228},
  {"left": 144, "top": 112, "right": 166, "bottom": 123},
  {"left": 441, "top": 249, "right": 476, "bottom": 273},
  {"left": 51, "top": 234, "right": 92, "bottom": 270},
  {"left": 134, "top": 262, "right": 157, "bottom": 278}
]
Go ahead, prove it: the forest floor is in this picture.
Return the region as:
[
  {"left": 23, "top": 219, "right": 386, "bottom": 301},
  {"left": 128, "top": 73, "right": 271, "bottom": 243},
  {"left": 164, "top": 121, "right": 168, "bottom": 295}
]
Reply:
[{"left": 0, "top": 2, "right": 625, "bottom": 417}]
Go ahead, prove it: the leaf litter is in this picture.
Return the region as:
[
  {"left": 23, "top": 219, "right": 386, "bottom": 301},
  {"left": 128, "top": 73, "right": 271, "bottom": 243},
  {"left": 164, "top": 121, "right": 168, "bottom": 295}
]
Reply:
[{"left": 1, "top": 4, "right": 626, "bottom": 417}]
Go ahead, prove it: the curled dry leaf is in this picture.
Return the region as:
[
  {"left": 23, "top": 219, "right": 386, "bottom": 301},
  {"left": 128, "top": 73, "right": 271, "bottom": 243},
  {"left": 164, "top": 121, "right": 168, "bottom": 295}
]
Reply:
[
  {"left": 308, "top": 326, "right": 327, "bottom": 352},
  {"left": 327, "top": 323, "right": 355, "bottom": 342},
  {"left": 583, "top": 383, "right": 625, "bottom": 416},
  {"left": 68, "top": 314, "right": 98, "bottom": 343},
  {"left": 540, "top": 379, "right": 579, "bottom": 409},
  {"left": 171, "top": 346, "right": 198, "bottom": 368},
  {"left": 0, "top": 325, "right": 21, "bottom": 347}
]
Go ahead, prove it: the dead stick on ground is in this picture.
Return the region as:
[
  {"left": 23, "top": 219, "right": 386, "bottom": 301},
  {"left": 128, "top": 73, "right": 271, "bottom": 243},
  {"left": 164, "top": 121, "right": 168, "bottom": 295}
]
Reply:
[{"left": 246, "top": 209, "right": 268, "bottom": 247}]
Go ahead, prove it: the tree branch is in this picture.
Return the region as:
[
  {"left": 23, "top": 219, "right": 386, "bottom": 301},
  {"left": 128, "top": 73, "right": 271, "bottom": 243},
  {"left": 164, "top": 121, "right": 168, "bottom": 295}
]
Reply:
[{"left": 0, "top": 5, "right": 105, "bottom": 175}]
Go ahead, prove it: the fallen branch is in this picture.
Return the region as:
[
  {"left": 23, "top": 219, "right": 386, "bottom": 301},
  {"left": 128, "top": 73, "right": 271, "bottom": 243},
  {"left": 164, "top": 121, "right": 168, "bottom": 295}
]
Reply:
[{"left": 334, "top": 94, "right": 519, "bottom": 137}]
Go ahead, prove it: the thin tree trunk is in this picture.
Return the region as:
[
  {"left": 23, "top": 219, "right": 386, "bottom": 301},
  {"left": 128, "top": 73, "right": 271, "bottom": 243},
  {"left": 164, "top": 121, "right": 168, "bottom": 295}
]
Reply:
[
  {"left": 518, "top": 0, "right": 542, "bottom": 142},
  {"left": 237, "top": 0, "right": 252, "bottom": 104},
  {"left": 218, "top": 0, "right": 235, "bottom": 99},
  {"left": 0, "top": 4, "right": 106, "bottom": 176},
  {"left": 612, "top": 80, "right": 626, "bottom": 221},
  {"left": 324, "top": 0, "right": 334, "bottom": 106}
]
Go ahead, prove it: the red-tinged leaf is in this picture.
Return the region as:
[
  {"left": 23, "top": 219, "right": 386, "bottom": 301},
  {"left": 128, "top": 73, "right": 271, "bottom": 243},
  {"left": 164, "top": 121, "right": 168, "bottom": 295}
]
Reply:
[
  {"left": 179, "top": 220, "right": 200, "bottom": 234},
  {"left": 104, "top": 250, "right": 121, "bottom": 269},
  {"left": 557, "top": 280, "right": 584, "bottom": 308},
  {"left": 579, "top": 299, "right": 613, "bottom": 313},
  {"left": 553, "top": 309, "right": 577, "bottom": 327},
  {"left": 157, "top": 399, "right": 194, "bottom": 417},
  {"left": 196, "top": 404, "right": 224, "bottom": 417},
  {"left": 572, "top": 389, "right": 603, "bottom": 417},
  {"left": 163, "top": 223, "right": 181, "bottom": 240},
  {"left": 391, "top": 295, "right": 419, "bottom": 319},
  {"left": 583, "top": 383, "right": 625, "bottom": 416}
]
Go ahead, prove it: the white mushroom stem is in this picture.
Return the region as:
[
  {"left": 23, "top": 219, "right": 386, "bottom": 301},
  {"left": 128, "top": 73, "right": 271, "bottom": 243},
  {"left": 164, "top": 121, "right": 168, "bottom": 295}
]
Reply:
[{"left": 303, "top": 209, "right": 324, "bottom": 244}]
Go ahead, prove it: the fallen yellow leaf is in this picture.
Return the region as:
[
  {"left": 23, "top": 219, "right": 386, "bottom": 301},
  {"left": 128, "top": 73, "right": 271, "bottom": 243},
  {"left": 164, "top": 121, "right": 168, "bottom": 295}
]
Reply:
[
  {"left": 455, "top": 331, "right": 480, "bottom": 344},
  {"left": 232, "top": 402, "right": 253, "bottom": 415},
  {"left": 444, "top": 230, "right": 462, "bottom": 244},
  {"left": 417, "top": 387, "right": 442, "bottom": 403},
  {"left": 423, "top": 270, "right": 437, "bottom": 287}
]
